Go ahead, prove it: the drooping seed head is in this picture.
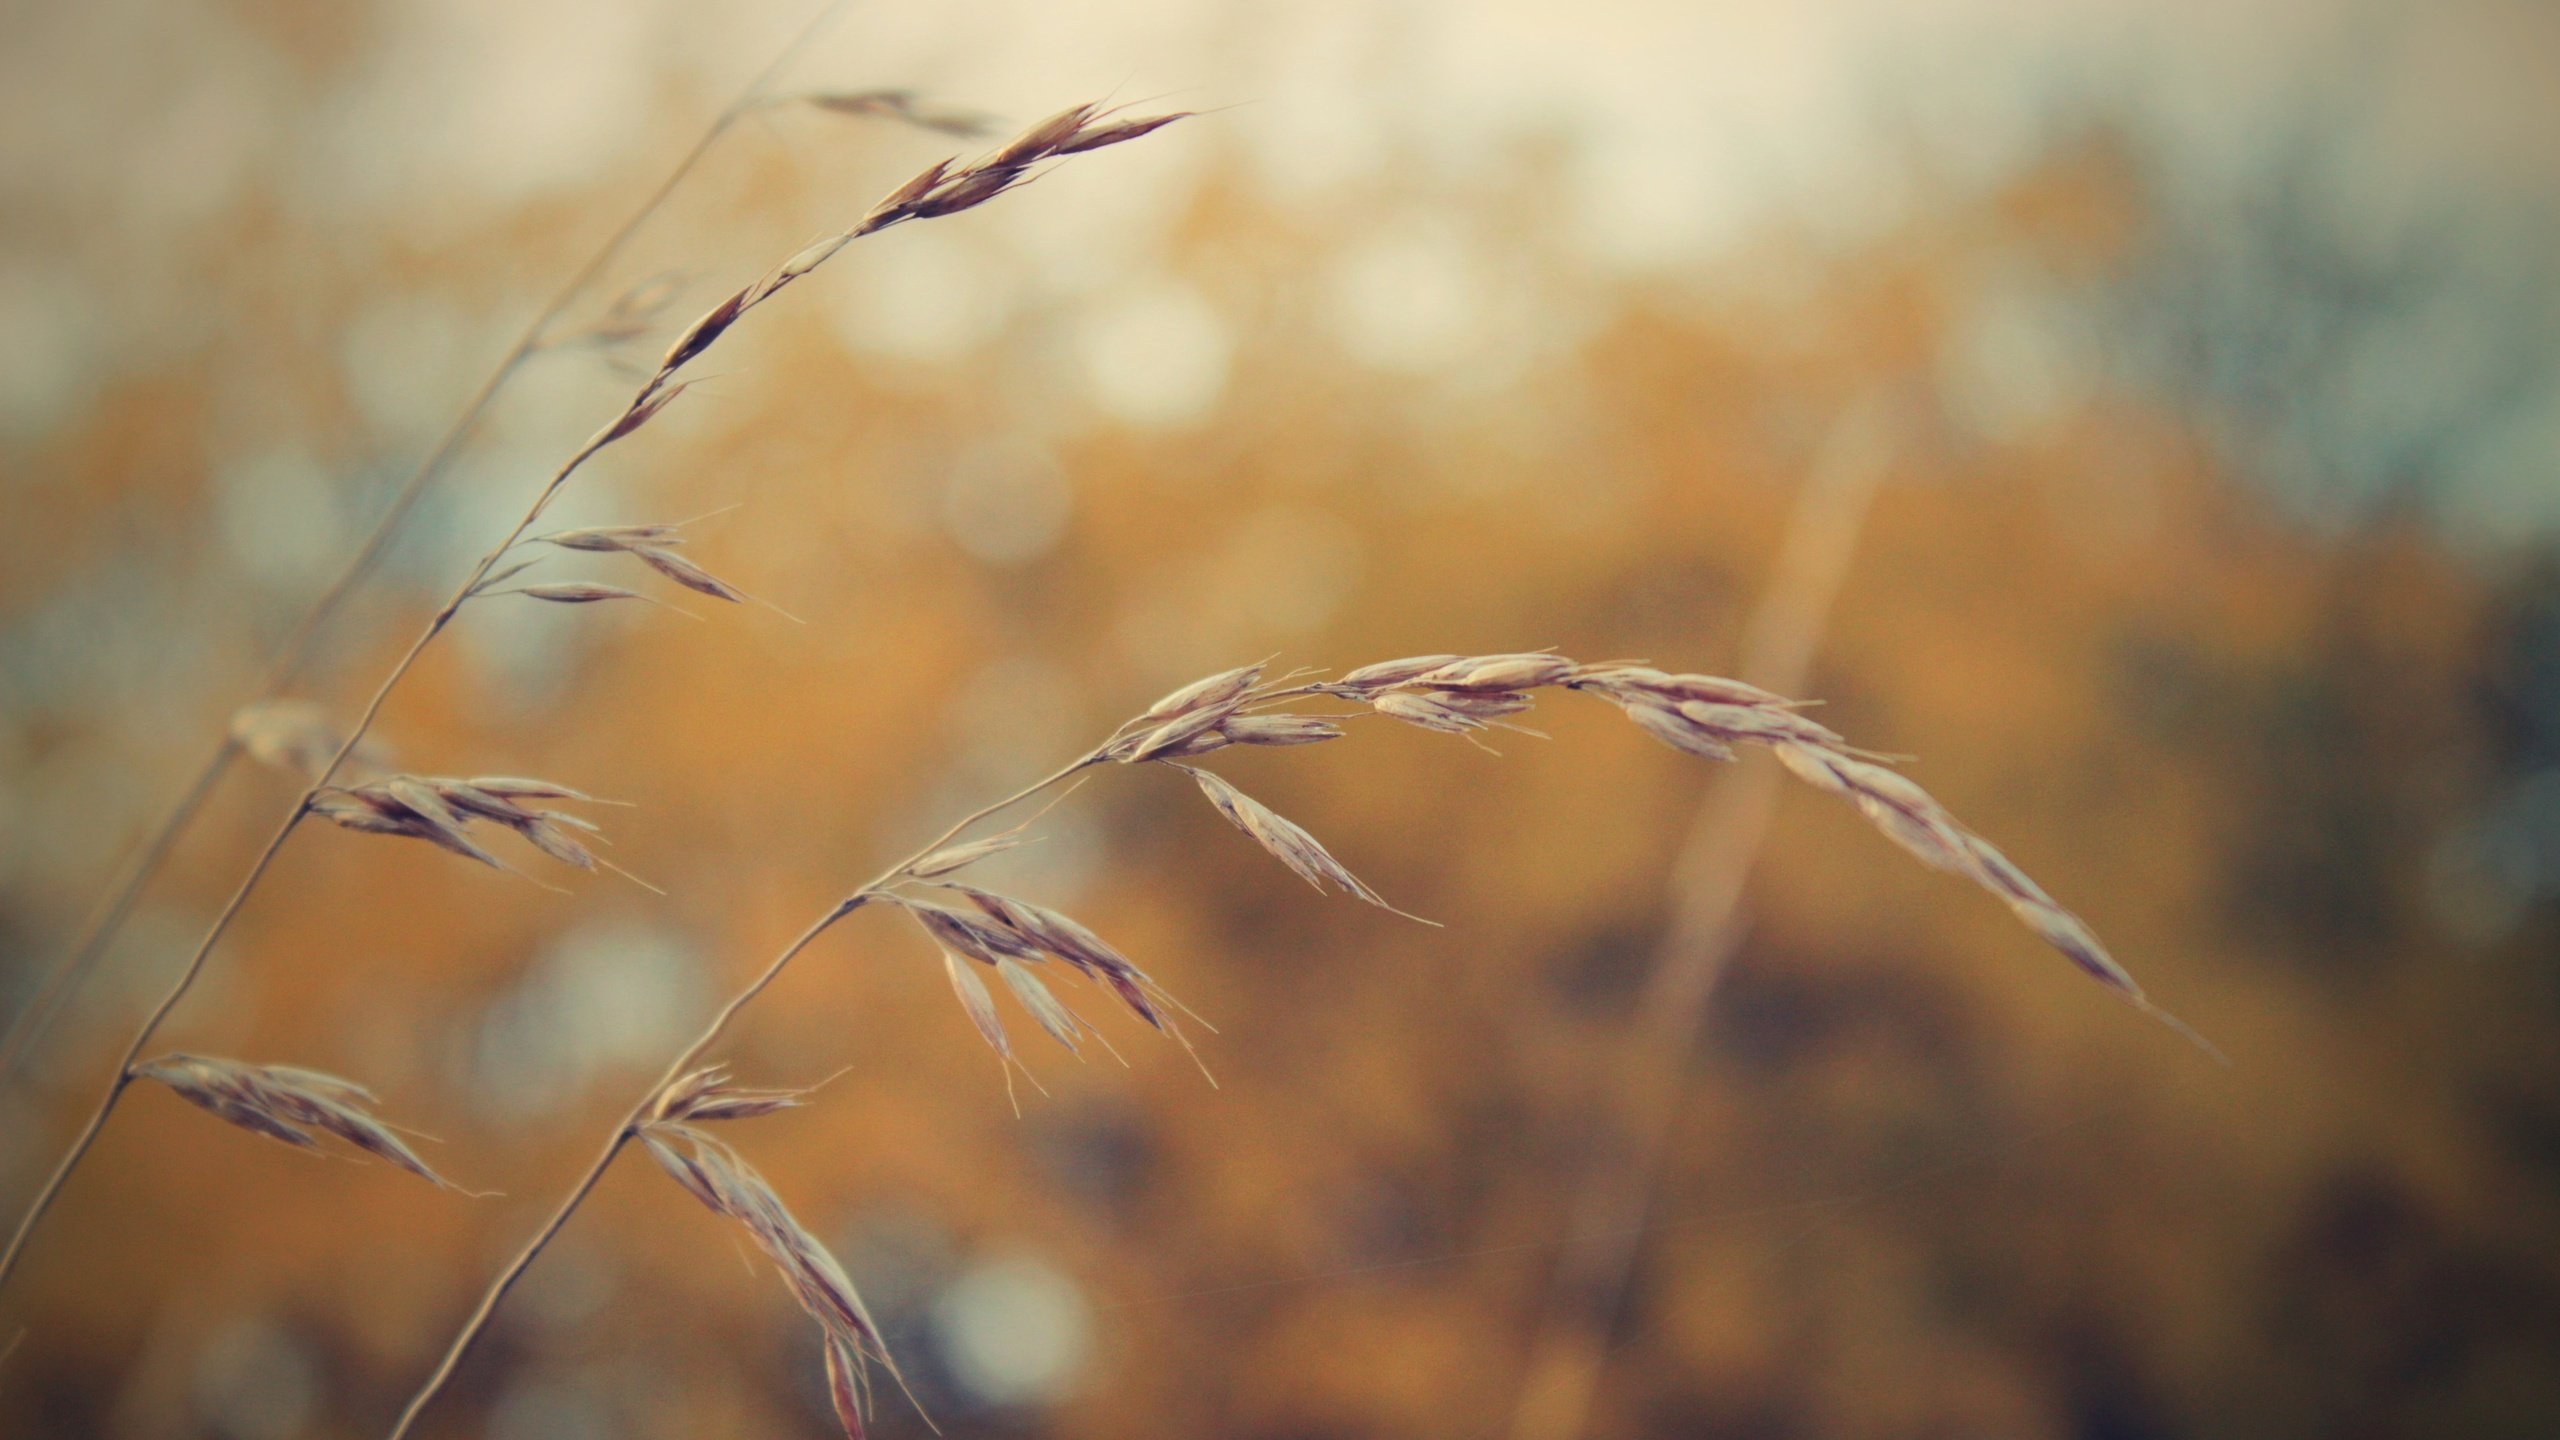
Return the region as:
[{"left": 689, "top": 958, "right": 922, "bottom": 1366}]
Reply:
[
  {"left": 132, "top": 1053, "right": 468, "bottom": 1190},
  {"left": 943, "top": 951, "right": 1008, "bottom": 1055},
  {"left": 905, "top": 901, "right": 1044, "bottom": 966},
  {"left": 1218, "top": 715, "right": 1345, "bottom": 747},
  {"left": 631, "top": 546, "right": 747, "bottom": 604},
  {"left": 1185, "top": 766, "right": 1393, "bottom": 909},
  {"left": 636, "top": 1122, "right": 902, "bottom": 1435},
  {"left": 939, "top": 884, "right": 1173, "bottom": 1030}
]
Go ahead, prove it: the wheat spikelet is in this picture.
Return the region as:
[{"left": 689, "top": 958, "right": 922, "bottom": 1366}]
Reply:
[
  {"left": 635, "top": 1122, "right": 913, "bottom": 1437},
  {"left": 131, "top": 1054, "right": 472, "bottom": 1191}
]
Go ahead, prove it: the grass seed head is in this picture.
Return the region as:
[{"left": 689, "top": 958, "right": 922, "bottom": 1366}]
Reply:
[{"left": 132, "top": 1054, "right": 466, "bottom": 1190}]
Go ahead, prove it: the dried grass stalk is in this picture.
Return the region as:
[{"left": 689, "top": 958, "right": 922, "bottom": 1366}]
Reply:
[
  {"left": 0, "top": 0, "right": 850, "bottom": 1093},
  {"left": 308, "top": 774, "right": 635, "bottom": 886},
  {"left": 375, "top": 98, "right": 1197, "bottom": 1438},
  {"left": 390, "top": 636, "right": 2205, "bottom": 1440},
  {"left": 1086, "top": 651, "right": 2206, "bottom": 1043}
]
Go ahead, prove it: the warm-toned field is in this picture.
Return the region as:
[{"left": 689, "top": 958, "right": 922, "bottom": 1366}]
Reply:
[{"left": 4, "top": 3, "right": 2557, "bottom": 1437}]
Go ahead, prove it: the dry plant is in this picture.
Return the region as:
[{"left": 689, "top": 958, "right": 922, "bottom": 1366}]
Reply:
[
  {"left": 128, "top": 1055, "right": 478, "bottom": 1193},
  {"left": 0, "top": 100, "right": 1195, "bottom": 1295},
  {"left": 381, "top": 649, "right": 2200, "bottom": 1439},
  {"left": 0, "top": 28, "right": 2211, "bottom": 1434},
  {"left": 0, "top": 2, "right": 888, "bottom": 1083}
]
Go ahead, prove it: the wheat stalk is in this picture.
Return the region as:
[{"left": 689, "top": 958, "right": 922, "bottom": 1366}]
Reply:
[
  {"left": 0, "top": 2, "right": 865, "bottom": 1085},
  {"left": 0, "top": 99, "right": 1195, "bottom": 1296},
  {"left": 381, "top": 649, "right": 2194, "bottom": 1439}
]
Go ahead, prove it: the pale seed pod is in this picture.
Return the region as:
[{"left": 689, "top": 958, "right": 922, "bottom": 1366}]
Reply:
[
  {"left": 823, "top": 1333, "right": 871, "bottom": 1440},
  {"left": 1139, "top": 663, "right": 1264, "bottom": 722},
  {"left": 937, "top": 884, "right": 1172, "bottom": 1030},
  {"left": 1425, "top": 691, "right": 1536, "bottom": 720},
  {"left": 1219, "top": 715, "right": 1345, "bottom": 747},
  {"left": 905, "top": 833, "right": 1026, "bottom": 880},
  {"left": 1371, "top": 691, "right": 1485, "bottom": 734},
  {"left": 132, "top": 1053, "right": 467, "bottom": 1190},
  {"left": 650, "top": 1066, "right": 811, "bottom": 1125},
  {"left": 992, "top": 103, "right": 1099, "bottom": 169},
  {"left": 1419, "top": 653, "right": 1575, "bottom": 691},
  {"left": 1184, "top": 766, "right": 1393, "bottom": 909},
  {"left": 636, "top": 1122, "right": 902, "bottom": 1434},
  {"left": 1337, "top": 654, "right": 1464, "bottom": 692},
  {"left": 631, "top": 546, "right": 747, "bottom": 603},
  {"left": 1673, "top": 699, "right": 1843, "bottom": 748},
  {"left": 858, "top": 158, "right": 953, "bottom": 231},
  {"left": 1055, "top": 111, "right": 1189, "bottom": 155},
  {"left": 909, "top": 165, "right": 1019, "bottom": 219},
  {"left": 658, "top": 287, "right": 748, "bottom": 376},
  {"left": 1125, "top": 703, "right": 1240, "bottom": 763},
  {"left": 944, "top": 951, "right": 1007, "bottom": 1055},
  {"left": 906, "top": 901, "right": 1044, "bottom": 966},
  {"left": 997, "top": 960, "right": 1086, "bottom": 1053},
  {"left": 596, "top": 378, "right": 693, "bottom": 447},
  {"left": 465, "top": 776, "right": 607, "bottom": 803},
  {"left": 537, "top": 524, "right": 681, "bottom": 552},
  {"left": 510, "top": 582, "right": 652, "bottom": 605}
]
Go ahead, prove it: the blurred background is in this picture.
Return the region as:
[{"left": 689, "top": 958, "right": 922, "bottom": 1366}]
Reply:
[{"left": 4, "top": 0, "right": 2559, "bottom": 1436}]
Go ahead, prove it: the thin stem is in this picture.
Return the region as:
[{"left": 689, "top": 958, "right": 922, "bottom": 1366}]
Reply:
[
  {"left": 0, "top": 801, "right": 305, "bottom": 1287},
  {"left": 1503, "top": 402, "right": 1890, "bottom": 1440},
  {"left": 384, "top": 751, "right": 1103, "bottom": 1440},
  {"left": 0, "top": 2, "right": 857, "bottom": 1298},
  {"left": 0, "top": 4, "right": 834, "bottom": 1084}
]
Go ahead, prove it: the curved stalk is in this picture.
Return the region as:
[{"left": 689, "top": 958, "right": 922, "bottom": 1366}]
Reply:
[
  {"left": 0, "top": 4, "right": 878, "bottom": 1294},
  {"left": 0, "top": 0, "right": 849, "bottom": 1085},
  {"left": 383, "top": 752, "right": 1102, "bottom": 1439}
]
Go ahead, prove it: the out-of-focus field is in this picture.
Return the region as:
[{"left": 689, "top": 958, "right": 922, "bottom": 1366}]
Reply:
[{"left": 4, "top": 3, "right": 2558, "bottom": 1437}]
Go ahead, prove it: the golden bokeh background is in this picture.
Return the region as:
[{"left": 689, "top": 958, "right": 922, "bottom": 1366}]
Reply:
[{"left": 4, "top": 2, "right": 2559, "bottom": 1437}]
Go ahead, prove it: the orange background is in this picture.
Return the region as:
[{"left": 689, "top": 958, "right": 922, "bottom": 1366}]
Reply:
[{"left": 4, "top": 3, "right": 2558, "bottom": 1437}]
